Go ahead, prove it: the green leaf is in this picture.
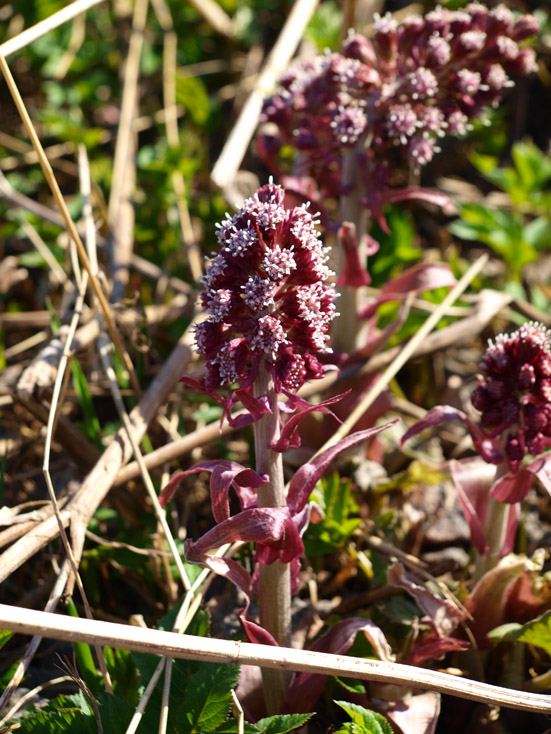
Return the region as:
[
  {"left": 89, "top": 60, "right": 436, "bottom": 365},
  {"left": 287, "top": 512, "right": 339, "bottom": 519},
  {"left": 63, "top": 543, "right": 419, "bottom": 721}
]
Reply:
[
  {"left": 523, "top": 216, "right": 551, "bottom": 250},
  {"left": 175, "top": 72, "right": 210, "bottom": 126},
  {"left": 254, "top": 713, "right": 314, "bottom": 733},
  {"left": 304, "top": 1, "right": 342, "bottom": 50},
  {"left": 375, "top": 461, "right": 447, "bottom": 493},
  {"left": 184, "top": 663, "right": 239, "bottom": 733},
  {"left": 0, "top": 629, "right": 14, "bottom": 649},
  {"left": 334, "top": 701, "right": 393, "bottom": 734},
  {"left": 70, "top": 359, "right": 102, "bottom": 448},
  {"left": 488, "top": 610, "right": 551, "bottom": 655},
  {"left": 66, "top": 599, "right": 99, "bottom": 692},
  {"left": 333, "top": 675, "right": 365, "bottom": 694}
]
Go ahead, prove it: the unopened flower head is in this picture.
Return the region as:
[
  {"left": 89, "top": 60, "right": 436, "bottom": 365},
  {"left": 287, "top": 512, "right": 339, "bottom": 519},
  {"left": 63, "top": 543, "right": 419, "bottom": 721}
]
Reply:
[
  {"left": 196, "top": 184, "right": 336, "bottom": 392},
  {"left": 471, "top": 322, "right": 551, "bottom": 470},
  {"left": 260, "top": 4, "right": 539, "bottom": 185}
]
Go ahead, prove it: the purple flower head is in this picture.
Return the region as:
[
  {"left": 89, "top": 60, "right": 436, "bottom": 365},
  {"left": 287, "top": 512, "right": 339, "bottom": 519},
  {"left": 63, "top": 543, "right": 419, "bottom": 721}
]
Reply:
[
  {"left": 196, "top": 183, "right": 336, "bottom": 393},
  {"left": 471, "top": 323, "right": 551, "bottom": 471},
  {"left": 259, "top": 4, "right": 539, "bottom": 204}
]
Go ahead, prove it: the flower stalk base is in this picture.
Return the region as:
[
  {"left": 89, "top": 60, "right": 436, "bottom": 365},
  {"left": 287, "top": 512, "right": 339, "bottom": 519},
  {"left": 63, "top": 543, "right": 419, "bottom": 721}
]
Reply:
[{"left": 253, "top": 370, "right": 292, "bottom": 713}]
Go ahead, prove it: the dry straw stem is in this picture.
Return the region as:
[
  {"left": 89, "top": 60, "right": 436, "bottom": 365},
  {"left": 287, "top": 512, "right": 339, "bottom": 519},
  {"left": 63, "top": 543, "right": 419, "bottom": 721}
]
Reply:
[
  {"left": 0, "top": 52, "right": 141, "bottom": 397},
  {"left": 108, "top": 0, "right": 146, "bottom": 304},
  {"left": 2, "top": 603, "right": 551, "bottom": 714},
  {"left": 0, "top": 0, "right": 105, "bottom": 57},
  {"left": 211, "top": 0, "right": 319, "bottom": 193},
  {"left": 150, "top": 0, "right": 202, "bottom": 283},
  {"left": 80, "top": 142, "right": 192, "bottom": 595},
  {"left": 0, "top": 559, "right": 72, "bottom": 715},
  {"left": 0, "top": 332, "right": 192, "bottom": 585}
]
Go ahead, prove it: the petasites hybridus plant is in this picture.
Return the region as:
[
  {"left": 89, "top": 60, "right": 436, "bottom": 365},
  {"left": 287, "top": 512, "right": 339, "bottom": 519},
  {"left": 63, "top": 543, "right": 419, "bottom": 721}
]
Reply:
[
  {"left": 161, "top": 183, "right": 396, "bottom": 713},
  {"left": 402, "top": 322, "right": 551, "bottom": 578},
  {"left": 259, "top": 4, "right": 539, "bottom": 351}
]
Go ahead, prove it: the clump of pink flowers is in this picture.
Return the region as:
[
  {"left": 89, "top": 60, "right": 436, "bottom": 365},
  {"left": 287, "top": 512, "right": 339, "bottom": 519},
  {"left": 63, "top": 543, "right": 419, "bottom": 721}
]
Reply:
[
  {"left": 260, "top": 3, "right": 539, "bottom": 199},
  {"left": 195, "top": 183, "right": 336, "bottom": 395}
]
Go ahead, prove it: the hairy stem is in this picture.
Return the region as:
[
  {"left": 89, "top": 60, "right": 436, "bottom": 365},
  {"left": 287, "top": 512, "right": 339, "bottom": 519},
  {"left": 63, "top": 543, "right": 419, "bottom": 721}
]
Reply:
[
  {"left": 253, "top": 369, "right": 291, "bottom": 713},
  {"left": 333, "top": 145, "right": 369, "bottom": 354},
  {"left": 474, "top": 462, "right": 510, "bottom": 582}
]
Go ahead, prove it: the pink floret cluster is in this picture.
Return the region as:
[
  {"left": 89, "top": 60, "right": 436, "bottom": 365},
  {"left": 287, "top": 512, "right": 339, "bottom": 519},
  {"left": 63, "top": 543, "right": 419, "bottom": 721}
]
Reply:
[
  {"left": 471, "top": 323, "right": 551, "bottom": 471},
  {"left": 260, "top": 4, "right": 539, "bottom": 179},
  {"left": 195, "top": 183, "right": 336, "bottom": 393}
]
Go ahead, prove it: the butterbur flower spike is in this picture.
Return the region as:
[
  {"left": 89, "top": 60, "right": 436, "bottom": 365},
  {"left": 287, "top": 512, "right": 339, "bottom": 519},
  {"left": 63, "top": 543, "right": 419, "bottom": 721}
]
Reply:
[
  {"left": 260, "top": 4, "right": 539, "bottom": 192},
  {"left": 472, "top": 322, "right": 551, "bottom": 472},
  {"left": 195, "top": 183, "right": 336, "bottom": 398},
  {"left": 402, "top": 322, "right": 551, "bottom": 570}
]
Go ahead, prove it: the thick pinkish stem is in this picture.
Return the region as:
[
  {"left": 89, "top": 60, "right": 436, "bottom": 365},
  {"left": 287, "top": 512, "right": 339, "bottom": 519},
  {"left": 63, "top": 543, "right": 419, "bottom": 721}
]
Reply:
[
  {"left": 474, "top": 462, "right": 511, "bottom": 582},
  {"left": 253, "top": 369, "right": 291, "bottom": 713},
  {"left": 334, "top": 146, "right": 369, "bottom": 354}
]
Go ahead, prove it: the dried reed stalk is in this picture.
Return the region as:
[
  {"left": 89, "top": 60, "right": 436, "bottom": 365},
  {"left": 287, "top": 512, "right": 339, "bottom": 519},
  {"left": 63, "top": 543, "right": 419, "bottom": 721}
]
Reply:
[{"left": 1, "top": 604, "right": 551, "bottom": 714}]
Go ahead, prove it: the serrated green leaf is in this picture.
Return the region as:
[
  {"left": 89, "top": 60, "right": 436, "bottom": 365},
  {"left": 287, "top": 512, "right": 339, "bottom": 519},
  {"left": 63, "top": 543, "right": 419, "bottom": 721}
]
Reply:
[
  {"left": 334, "top": 701, "right": 393, "bottom": 734},
  {"left": 254, "top": 712, "right": 314, "bottom": 734},
  {"left": 184, "top": 663, "right": 239, "bottom": 733},
  {"left": 489, "top": 610, "right": 551, "bottom": 655}
]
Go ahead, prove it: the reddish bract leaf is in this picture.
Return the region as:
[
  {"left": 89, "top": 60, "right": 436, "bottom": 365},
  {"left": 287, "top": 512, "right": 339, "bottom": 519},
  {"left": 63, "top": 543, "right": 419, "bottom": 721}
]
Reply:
[
  {"left": 450, "top": 457, "right": 519, "bottom": 556},
  {"left": 188, "top": 506, "right": 304, "bottom": 565},
  {"left": 360, "top": 263, "right": 456, "bottom": 320},
  {"left": 184, "top": 546, "right": 277, "bottom": 646},
  {"left": 269, "top": 392, "right": 347, "bottom": 452},
  {"left": 405, "top": 629, "right": 469, "bottom": 666},
  {"left": 450, "top": 457, "right": 494, "bottom": 555},
  {"left": 383, "top": 186, "right": 456, "bottom": 214},
  {"left": 159, "top": 460, "right": 267, "bottom": 523},
  {"left": 401, "top": 405, "right": 503, "bottom": 464},
  {"left": 387, "top": 562, "right": 465, "bottom": 636},
  {"left": 336, "top": 222, "right": 372, "bottom": 287},
  {"left": 287, "top": 420, "right": 398, "bottom": 514},
  {"left": 492, "top": 452, "right": 551, "bottom": 503},
  {"left": 283, "top": 618, "right": 394, "bottom": 714},
  {"left": 464, "top": 554, "right": 537, "bottom": 646}
]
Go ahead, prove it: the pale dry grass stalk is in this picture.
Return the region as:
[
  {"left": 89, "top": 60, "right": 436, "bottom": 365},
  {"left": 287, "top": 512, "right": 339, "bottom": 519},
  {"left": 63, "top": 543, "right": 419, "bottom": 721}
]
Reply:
[
  {"left": 0, "top": 676, "right": 73, "bottom": 727},
  {"left": 231, "top": 690, "right": 245, "bottom": 734},
  {"left": 108, "top": 0, "right": 146, "bottom": 302},
  {"left": 0, "top": 51, "right": 141, "bottom": 396},
  {"left": 211, "top": 0, "right": 319, "bottom": 194},
  {"left": 53, "top": 11, "right": 86, "bottom": 80},
  {"left": 41, "top": 260, "right": 113, "bottom": 694},
  {"left": 108, "top": 0, "right": 146, "bottom": 219},
  {"left": 124, "top": 556, "right": 231, "bottom": 734},
  {"left": 79, "top": 144, "right": 193, "bottom": 595},
  {"left": 2, "top": 603, "right": 551, "bottom": 714},
  {"left": 0, "top": 0, "right": 105, "bottom": 57},
  {"left": 0, "top": 560, "right": 72, "bottom": 715},
  {"left": 151, "top": 0, "right": 203, "bottom": 282}
]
